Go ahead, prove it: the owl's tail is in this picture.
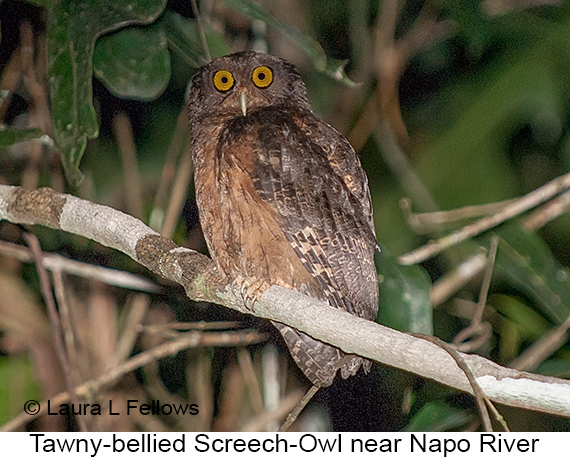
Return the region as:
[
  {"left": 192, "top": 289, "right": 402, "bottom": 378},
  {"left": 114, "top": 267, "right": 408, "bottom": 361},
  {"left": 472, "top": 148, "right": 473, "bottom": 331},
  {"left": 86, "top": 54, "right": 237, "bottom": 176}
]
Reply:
[{"left": 272, "top": 322, "right": 370, "bottom": 387}]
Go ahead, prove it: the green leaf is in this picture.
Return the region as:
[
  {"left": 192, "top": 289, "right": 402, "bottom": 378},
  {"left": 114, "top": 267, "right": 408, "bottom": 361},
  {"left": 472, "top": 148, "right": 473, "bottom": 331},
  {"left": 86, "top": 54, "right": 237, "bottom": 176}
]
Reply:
[
  {"left": 403, "top": 401, "right": 473, "bottom": 432},
  {"left": 93, "top": 25, "right": 170, "bottom": 101},
  {"left": 47, "top": 0, "right": 167, "bottom": 186},
  {"left": 162, "top": 12, "right": 231, "bottom": 67},
  {"left": 222, "top": 0, "right": 356, "bottom": 86},
  {"left": 377, "top": 247, "right": 433, "bottom": 334},
  {"left": 494, "top": 224, "right": 570, "bottom": 324},
  {"left": 489, "top": 294, "right": 550, "bottom": 340},
  {"left": 487, "top": 294, "right": 549, "bottom": 362},
  {"left": 0, "top": 126, "right": 52, "bottom": 149}
]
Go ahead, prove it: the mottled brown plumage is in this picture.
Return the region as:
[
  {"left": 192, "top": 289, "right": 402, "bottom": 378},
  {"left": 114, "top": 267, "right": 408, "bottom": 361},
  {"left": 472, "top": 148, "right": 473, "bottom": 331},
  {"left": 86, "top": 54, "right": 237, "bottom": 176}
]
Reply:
[{"left": 188, "top": 51, "right": 378, "bottom": 387}]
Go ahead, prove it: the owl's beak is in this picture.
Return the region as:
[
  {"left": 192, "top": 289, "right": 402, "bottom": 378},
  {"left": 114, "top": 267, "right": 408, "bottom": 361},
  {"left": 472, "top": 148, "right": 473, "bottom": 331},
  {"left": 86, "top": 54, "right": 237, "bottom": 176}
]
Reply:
[{"left": 239, "top": 91, "right": 249, "bottom": 116}]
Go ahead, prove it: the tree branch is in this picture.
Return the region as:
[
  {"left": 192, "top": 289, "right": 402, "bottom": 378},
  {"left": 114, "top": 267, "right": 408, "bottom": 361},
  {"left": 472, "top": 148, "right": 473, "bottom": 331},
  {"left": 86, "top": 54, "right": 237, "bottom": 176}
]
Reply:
[
  {"left": 2, "top": 184, "right": 570, "bottom": 418},
  {"left": 398, "top": 171, "right": 570, "bottom": 265}
]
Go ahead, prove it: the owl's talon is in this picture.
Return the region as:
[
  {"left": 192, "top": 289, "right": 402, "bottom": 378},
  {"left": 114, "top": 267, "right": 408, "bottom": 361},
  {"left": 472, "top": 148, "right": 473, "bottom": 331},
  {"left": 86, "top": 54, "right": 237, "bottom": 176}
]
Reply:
[{"left": 235, "top": 276, "right": 267, "bottom": 312}]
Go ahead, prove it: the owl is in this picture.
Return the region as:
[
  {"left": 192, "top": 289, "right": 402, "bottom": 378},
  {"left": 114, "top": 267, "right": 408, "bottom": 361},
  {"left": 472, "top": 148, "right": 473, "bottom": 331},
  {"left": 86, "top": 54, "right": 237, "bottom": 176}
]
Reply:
[{"left": 188, "top": 51, "right": 379, "bottom": 387}]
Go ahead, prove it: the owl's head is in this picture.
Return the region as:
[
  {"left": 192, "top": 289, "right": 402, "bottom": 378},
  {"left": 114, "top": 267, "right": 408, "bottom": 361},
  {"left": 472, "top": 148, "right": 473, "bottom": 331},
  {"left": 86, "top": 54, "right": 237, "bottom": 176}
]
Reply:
[{"left": 188, "top": 52, "right": 312, "bottom": 123}]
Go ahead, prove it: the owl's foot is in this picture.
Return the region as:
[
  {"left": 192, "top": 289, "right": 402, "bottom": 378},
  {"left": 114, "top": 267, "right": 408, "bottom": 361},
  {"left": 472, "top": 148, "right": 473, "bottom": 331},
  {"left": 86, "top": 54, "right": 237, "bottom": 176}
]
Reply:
[{"left": 234, "top": 275, "right": 269, "bottom": 311}]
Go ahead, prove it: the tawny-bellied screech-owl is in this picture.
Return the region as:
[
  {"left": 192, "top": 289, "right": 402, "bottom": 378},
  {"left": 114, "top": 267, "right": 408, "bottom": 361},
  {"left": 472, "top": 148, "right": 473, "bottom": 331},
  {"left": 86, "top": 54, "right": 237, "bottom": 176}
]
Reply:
[{"left": 188, "top": 51, "right": 379, "bottom": 387}]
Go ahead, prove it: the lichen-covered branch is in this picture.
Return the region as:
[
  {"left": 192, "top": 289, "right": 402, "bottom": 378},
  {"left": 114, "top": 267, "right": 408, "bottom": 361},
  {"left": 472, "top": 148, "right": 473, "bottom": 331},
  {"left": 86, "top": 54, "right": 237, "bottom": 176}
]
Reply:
[{"left": 2, "top": 184, "right": 570, "bottom": 418}]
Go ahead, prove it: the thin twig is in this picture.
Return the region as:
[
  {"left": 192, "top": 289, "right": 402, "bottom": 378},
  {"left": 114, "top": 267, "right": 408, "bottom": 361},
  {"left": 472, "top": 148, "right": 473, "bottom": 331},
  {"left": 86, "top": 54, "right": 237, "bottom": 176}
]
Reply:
[
  {"left": 142, "top": 321, "right": 241, "bottom": 332},
  {"left": 452, "top": 321, "right": 493, "bottom": 354},
  {"left": 150, "top": 109, "right": 189, "bottom": 232},
  {"left": 398, "top": 171, "right": 570, "bottom": 265},
  {"left": 412, "top": 333, "right": 493, "bottom": 432},
  {"left": 483, "top": 0, "right": 561, "bottom": 16},
  {"left": 237, "top": 348, "right": 264, "bottom": 415},
  {"left": 52, "top": 270, "right": 82, "bottom": 388},
  {"left": 484, "top": 397, "right": 510, "bottom": 432},
  {"left": 430, "top": 252, "right": 487, "bottom": 307},
  {"left": 262, "top": 345, "right": 281, "bottom": 431},
  {"left": 476, "top": 237, "right": 498, "bottom": 321},
  {"left": 114, "top": 113, "right": 144, "bottom": 220},
  {"left": 451, "top": 237, "right": 498, "bottom": 353},
  {"left": 279, "top": 385, "right": 320, "bottom": 432},
  {"left": 522, "top": 188, "right": 570, "bottom": 231},
  {"left": 23, "top": 232, "right": 88, "bottom": 432},
  {"left": 402, "top": 197, "right": 515, "bottom": 233},
  {"left": 160, "top": 143, "right": 193, "bottom": 238},
  {"left": 191, "top": 0, "right": 212, "bottom": 62},
  {"left": 0, "top": 240, "right": 159, "bottom": 292},
  {"left": 114, "top": 294, "right": 149, "bottom": 363},
  {"left": 374, "top": 0, "right": 400, "bottom": 55},
  {"left": 396, "top": 19, "right": 456, "bottom": 68},
  {"left": 509, "top": 314, "right": 570, "bottom": 372}
]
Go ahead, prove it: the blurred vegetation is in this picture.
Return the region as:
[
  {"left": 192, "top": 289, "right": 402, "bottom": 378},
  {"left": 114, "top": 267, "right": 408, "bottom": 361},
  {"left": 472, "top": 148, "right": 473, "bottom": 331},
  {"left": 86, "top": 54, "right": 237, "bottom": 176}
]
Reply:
[{"left": 1, "top": 0, "right": 570, "bottom": 432}]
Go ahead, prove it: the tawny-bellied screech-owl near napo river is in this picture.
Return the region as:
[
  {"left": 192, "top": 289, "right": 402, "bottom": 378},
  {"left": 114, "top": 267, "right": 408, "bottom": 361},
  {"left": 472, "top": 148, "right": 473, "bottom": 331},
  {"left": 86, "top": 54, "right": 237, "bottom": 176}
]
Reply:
[{"left": 187, "top": 51, "right": 379, "bottom": 387}]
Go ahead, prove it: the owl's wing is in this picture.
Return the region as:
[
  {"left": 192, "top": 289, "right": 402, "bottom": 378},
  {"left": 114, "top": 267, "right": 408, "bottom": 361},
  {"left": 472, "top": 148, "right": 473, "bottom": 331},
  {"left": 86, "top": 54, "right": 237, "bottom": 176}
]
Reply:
[{"left": 252, "top": 109, "right": 379, "bottom": 320}]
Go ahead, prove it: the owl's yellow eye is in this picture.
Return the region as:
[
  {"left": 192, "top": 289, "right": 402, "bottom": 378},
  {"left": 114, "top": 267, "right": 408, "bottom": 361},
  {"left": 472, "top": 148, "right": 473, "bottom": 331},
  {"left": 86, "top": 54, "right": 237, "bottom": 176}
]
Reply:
[
  {"left": 213, "top": 70, "right": 235, "bottom": 92},
  {"left": 252, "top": 66, "right": 273, "bottom": 88}
]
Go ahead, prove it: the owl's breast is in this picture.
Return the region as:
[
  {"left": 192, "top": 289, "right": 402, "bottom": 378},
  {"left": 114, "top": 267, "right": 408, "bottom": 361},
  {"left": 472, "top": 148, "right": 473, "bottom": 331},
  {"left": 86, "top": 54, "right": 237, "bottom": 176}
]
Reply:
[{"left": 192, "top": 113, "right": 322, "bottom": 298}]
